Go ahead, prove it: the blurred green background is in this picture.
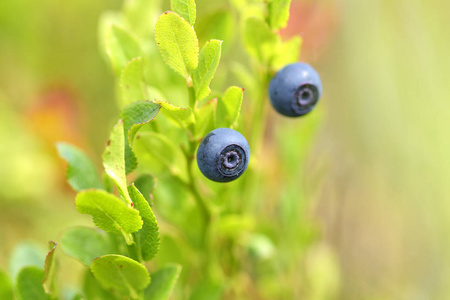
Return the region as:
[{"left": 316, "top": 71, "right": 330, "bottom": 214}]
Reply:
[{"left": 1, "top": 0, "right": 449, "bottom": 299}]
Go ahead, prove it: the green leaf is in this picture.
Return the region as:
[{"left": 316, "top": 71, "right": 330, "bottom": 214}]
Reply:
[
  {"left": 155, "top": 12, "right": 199, "bottom": 79},
  {"left": 272, "top": 36, "right": 302, "bottom": 69},
  {"left": 76, "top": 189, "right": 143, "bottom": 235},
  {"left": 124, "top": 0, "right": 162, "bottom": 38},
  {"left": 9, "top": 242, "right": 46, "bottom": 281},
  {"left": 102, "top": 120, "right": 131, "bottom": 204},
  {"left": 15, "top": 267, "right": 49, "bottom": 300},
  {"left": 231, "top": 62, "right": 258, "bottom": 96},
  {"left": 155, "top": 100, "right": 195, "bottom": 130},
  {"left": 193, "top": 40, "right": 222, "bottom": 102},
  {"left": 243, "top": 17, "right": 280, "bottom": 63},
  {"left": 133, "top": 131, "right": 187, "bottom": 179},
  {"left": 194, "top": 99, "right": 217, "bottom": 139},
  {"left": 98, "top": 11, "right": 122, "bottom": 60},
  {"left": 120, "top": 101, "right": 162, "bottom": 174},
  {"left": 146, "top": 86, "right": 167, "bottom": 102},
  {"left": 83, "top": 269, "right": 118, "bottom": 300},
  {"left": 144, "top": 264, "right": 181, "bottom": 300},
  {"left": 134, "top": 174, "right": 157, "bottom": 204},
  {"left": 60, "top": 227, "right": 117, "bottom": 266},
  {"left": 119, "top": 57, "right": 148, "bottom": 109},
  {"left": 268, "top": 0, "right": 292, "bottom": 30},
  {"left": 128, "top": 185, "right": 160, "bottom": 261},
  {"left": 0, "top": 269, "right": 13, "bottom": 300},
  {"left": 91, "top": 255, "right": 150, "bottom": 298},
  {"left": 106, "top": 25, "right": 143, "bottom": 75},
  {"left": 56, "top": 143, "right": 104, "bottom": 192},
  {"left": 171, "top": 0, "right": 196, "bottom": 25},
  {"left": 216, "top": 86, "right": 244, "bottom": 129},
  {"left": 102, "top": 172, "right": 115, "bottom": 193},
  {"left": 122, "top": 101, "right": 162, "bottom": 146},
  {"left": 42, "top": 241, "right": 57, "bottom": 295},
  {"left": 196, "top": 10, "right": 233, "bottom": 49}
]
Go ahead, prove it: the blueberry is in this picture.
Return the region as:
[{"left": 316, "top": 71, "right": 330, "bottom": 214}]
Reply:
[
  {"left": 196, "top": 128, "right": 250, "bottom": 182},
  {"left": 269, "top": 62, "right": 322, "bottom": 117}
]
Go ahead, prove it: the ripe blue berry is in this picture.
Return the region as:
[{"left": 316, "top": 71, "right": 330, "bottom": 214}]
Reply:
[
  {"left": 196, "top": 128, "right": 250, "bottom": 182},
  {"left": 268, "top": 62, "right": 322, "bottom": 117}
]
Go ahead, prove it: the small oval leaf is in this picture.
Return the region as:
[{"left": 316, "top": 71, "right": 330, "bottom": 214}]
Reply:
[
  {"left": 121, "top": 101, "right": 162, "bottom": 174},
  {"left": 193, "top": 40, "right": 222, "bottom": 102},
  {"left": 102, "top": 120, "right": 131, "bottom": 203},
  {"left": 128, "top": 185, "right": 160, "bottom": 261},
  {"left": 76, "top": 189, "right": 143, "bottom": 234},
  {"left": 216, "top": 86, "right": 244, "bottom": 129},
  {"left": 144, "top": 264, "right": 182, "bottom": 300},
  {"left": 60, "top": 227, "right": 117, "bottom": 266},
  {"left": 106, "top": 25, "right": 143, "bottom": 75},
  {"left": 268, "top": 0, "right": 292, "bottom": 31},
  {"left": 15, "top": 267, "right": 49, "bottom": 300},
  {"left": 56, "top": 143, "right": 104, "bottom": 192},
  {"left": 91, "top": 255, "right": 150, "bottom": 298},
  {"left": 243, "top": 17, "right": 280, "bottom": 63},
  {"left": 171, "top": 0, "right": 196, "bottom": 25},
  {"left": 155, "top": 100, "right": 195, "bottom": 130},
  {"left": 155, "top": 12, "right": 199, "bottom": 79}
]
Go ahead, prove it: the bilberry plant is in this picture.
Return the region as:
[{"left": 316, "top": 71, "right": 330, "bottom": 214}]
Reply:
[{"left": 1, "top": 0, "right": 330, "bottom": 299}]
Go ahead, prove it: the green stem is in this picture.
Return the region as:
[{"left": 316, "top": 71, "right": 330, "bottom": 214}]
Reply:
[
  {"left": 239, "top": 66, "right": 271, "bottom": 214},
  {"left": 125, "top": 239, "right": 141, "bottom": 262},
  {"left": 122, "top": 232, "right": 134, "bottom": 245},
  {"left": 188, "top": 85, "right": 196, "bottom": 108},
  {"left": 185, "top": 141, "right": 212, "bottom": 229}
]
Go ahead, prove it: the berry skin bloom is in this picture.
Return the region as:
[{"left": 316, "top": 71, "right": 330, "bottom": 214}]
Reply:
[
  {"left": 196, "top": 128, "right": 250, "bottom": 182},
  {"left": 269, "top": 62, "right": 322, "bottom": 117}
]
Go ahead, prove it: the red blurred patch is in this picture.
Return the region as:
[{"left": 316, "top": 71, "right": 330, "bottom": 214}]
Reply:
[
  {"left": 24, "top": 86, "right": 89, "bottom": 191},
  {"left": 25, "top": 86, "right": 84, "bottom": 149},
  {"left": 280, "top": 0, "right": 339, "bottom": 62}
]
